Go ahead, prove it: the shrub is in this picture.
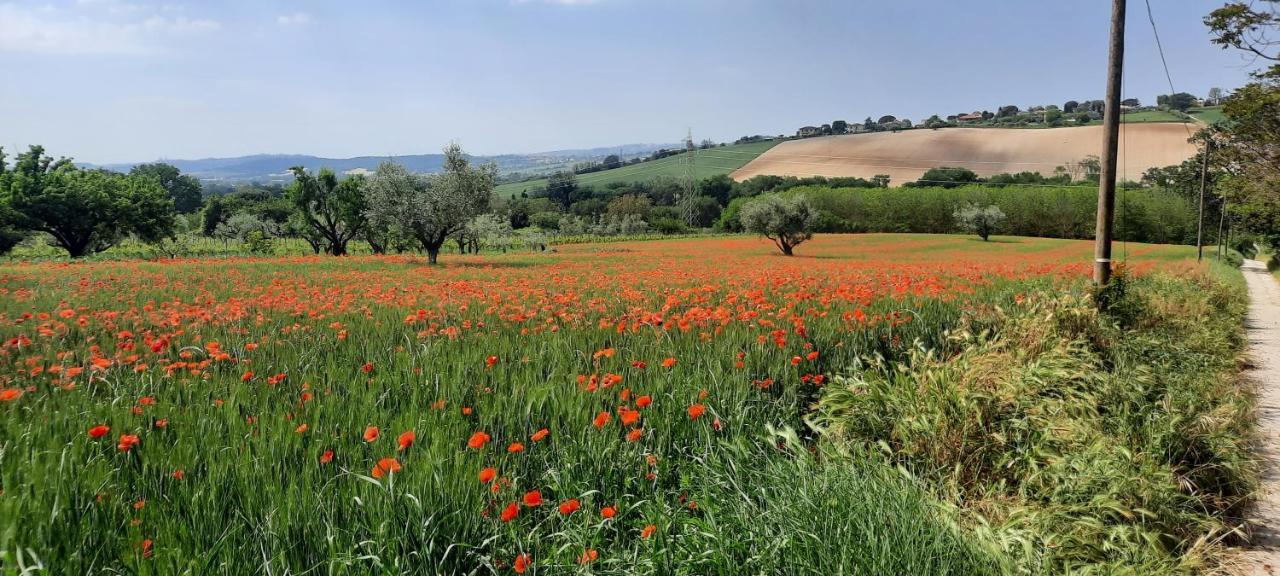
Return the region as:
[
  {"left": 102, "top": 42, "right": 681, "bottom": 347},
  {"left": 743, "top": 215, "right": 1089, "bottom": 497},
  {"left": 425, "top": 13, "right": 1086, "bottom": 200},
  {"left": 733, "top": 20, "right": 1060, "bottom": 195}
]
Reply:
[
  {"left": 953, "top": 202, "right": 1005, "bottom": 241},
  {"left": 740, "top": 194, "right": 818, "bottom": 256}
]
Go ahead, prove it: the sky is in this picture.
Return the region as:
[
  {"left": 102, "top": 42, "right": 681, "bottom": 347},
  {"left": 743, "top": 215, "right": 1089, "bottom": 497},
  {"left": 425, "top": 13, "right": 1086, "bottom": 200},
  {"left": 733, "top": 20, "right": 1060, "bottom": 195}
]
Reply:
[{"left": 0, "top": 0, "right": 1264, "bottom": 164}]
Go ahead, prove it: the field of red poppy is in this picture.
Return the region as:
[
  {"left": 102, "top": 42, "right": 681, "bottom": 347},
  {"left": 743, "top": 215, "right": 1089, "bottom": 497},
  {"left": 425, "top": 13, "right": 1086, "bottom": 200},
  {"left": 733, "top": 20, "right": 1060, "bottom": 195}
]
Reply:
[{"left": 0, "top": 234, "right": 1204, "bottom": 574}]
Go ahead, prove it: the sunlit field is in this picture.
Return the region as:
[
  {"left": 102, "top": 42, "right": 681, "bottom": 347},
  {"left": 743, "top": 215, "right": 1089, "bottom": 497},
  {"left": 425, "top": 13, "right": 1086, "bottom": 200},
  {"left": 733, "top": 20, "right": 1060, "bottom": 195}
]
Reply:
[{"left": 0, "top": 234, "right": 1200, "bottom": 574}]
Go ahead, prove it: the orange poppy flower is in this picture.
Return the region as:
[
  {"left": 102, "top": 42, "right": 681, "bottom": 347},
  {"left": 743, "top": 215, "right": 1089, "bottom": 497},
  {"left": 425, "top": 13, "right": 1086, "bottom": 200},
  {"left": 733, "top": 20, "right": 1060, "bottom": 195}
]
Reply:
[
  {"left": 530, "top": 428, "right": 549, "bottom": 442},
  {"left": 397, "top": 430, "right": 415, "bottom": 451},
  {"left": 635, "top": 395, "right": 652, "bottom": 408},
  {"left": 522, "top": 490, "right": 543, "bottom": 507},
  {"left": 500, "top": 502, "right": 519, "bottom": 522},
  {"left": 592, "top": 411, "right": 611, "bottom": 429},
  {"left": 467, "top": 431, "right": 490, "bottom": 450},
  {"left": 363, "top": 426, "right": 380, "bottom": 442},
  {"left": 479, "top": 467, "right": 497, "bottom": 484},
  {"left": 361, "top": 362, "right": 374, "bottom": 373},
  {"left": 559, "top": 498, "right": 580, "bottom": 515},
  {"left": 514, "top": 553, "right": 531, "bottom": 574},
  {"left": 507, "top": 442, "right": 524, "bottom": 454},
  {"left": 578, "top": 549, "right": 599, "bottom": 564},
  {"left": 626, "top": 428, "right": 644, "bottom": 443},
  {"left": 295, "top": 423, "right": 308, "bottom": 434},
  {"left": 641, "top": 524, "right": 657, "bottom": 538},
  {"left": 0, "top": 388, "right": 22, "bottom": 402},
  {"left": 601, "top": 506, "right": 616, "bottom": 519},
  {"left": 117, "top": 434, "right": 140, "bottom": 452},
  {"left": 172, "top": 469, "right": 184, "bottom": 480},
  {"left": 661, "top": 357, "right": 677, "bottom": 369},
  {"left": 88, "top": 425, "right": 110, "bottom": 439},
  {"left": 320, "top": 449, "right": 334, "bottom": 464},
  {"left": 688, "top": 403, "right": 706, "bottom": 420},
  {"left": 371, "top": 457, "right": 401, "bottom": 479},
  {"left": 485, "top": 355, "right": 498, "bottom": 368}
]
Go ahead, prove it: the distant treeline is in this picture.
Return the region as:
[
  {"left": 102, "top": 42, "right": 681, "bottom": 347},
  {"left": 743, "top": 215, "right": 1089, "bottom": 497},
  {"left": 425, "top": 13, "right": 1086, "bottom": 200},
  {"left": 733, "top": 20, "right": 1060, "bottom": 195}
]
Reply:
[{"left": 720, "top": 184, "right": 1202, "bottom": 245}]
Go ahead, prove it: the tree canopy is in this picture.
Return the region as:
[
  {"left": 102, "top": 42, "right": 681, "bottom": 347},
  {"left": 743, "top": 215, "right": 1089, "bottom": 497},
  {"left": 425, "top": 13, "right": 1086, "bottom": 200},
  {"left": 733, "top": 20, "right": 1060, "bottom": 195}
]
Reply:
[
  {"left": 287, "top": 167, "right": 367, "bottom": 256},
  {"left": 131, "top": 163, "right": 203, "bottom": 214},
  {"left": 740, "top": 194, "right": 818, "bottom": 256}
]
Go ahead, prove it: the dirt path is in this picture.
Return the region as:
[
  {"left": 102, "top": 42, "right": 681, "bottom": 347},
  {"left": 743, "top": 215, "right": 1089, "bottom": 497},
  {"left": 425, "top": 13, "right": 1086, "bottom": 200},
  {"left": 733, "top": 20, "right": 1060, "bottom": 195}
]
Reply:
[{"left": 1243, "top": 259, "right": 1280, "bottom": 575}]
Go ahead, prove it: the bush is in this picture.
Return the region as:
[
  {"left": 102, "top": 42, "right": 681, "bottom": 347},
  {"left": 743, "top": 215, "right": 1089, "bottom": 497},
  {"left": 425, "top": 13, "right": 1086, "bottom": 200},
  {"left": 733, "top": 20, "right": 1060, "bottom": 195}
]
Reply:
[{"left": 529, "top": 211, "right": 561, "bottom": 230}]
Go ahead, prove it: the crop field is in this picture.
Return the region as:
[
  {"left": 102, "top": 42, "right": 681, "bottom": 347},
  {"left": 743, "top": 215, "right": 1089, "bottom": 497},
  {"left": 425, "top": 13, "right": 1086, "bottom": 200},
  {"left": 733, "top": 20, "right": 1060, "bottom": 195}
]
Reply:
[
  {"left": 0, "top": 234, "right": 1212, "bottom": 573},
  {"left": 495, "top": 140, "right": 779, "bottom": 196}
]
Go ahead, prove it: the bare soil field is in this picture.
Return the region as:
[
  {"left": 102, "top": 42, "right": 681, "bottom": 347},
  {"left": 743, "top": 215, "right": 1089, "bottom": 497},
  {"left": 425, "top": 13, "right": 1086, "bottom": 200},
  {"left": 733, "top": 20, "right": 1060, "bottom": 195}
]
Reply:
[{"left": 731, "top": 123, "right": 1198, "bottom": 184}]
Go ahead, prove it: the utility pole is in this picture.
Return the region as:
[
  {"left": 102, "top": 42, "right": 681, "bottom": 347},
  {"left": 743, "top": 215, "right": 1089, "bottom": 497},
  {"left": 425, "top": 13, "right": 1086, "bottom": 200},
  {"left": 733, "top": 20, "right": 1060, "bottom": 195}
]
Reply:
[
  {"left": 1094, "top": 0, "right": 1126, "bottom": 287},
  {"left": 1196, "top": 141, "right": 1210, "bottom": 261},
  {"left": 680, "top": 129, "right": 698, "bottom": 226}
]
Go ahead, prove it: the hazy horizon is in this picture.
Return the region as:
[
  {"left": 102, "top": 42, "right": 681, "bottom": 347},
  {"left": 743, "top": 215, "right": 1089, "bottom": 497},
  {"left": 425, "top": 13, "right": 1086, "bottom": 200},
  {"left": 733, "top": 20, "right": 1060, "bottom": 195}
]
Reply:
[{"left": 0, "top": 0, "right": 1263, "bottom": 165}]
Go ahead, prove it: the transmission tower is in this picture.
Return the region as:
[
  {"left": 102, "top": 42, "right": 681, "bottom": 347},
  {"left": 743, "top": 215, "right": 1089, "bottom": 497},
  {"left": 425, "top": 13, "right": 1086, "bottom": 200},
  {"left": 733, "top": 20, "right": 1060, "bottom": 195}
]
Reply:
[{"left": 680, "top": 129, "right": 698, "bottom": 225}]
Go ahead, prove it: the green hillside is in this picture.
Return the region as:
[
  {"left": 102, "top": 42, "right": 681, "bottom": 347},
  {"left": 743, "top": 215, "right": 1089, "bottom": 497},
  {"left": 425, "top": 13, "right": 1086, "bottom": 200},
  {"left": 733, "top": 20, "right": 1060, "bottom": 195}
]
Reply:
[
  {"left": 1188, "top": 106, "right": 1227, "bottom": 125},
  {"left": 495, "top": 139, "right": 780, "bottom": 196},
  {"left": 1120, "top": 109, "right": 1191, "bottom": 123}
]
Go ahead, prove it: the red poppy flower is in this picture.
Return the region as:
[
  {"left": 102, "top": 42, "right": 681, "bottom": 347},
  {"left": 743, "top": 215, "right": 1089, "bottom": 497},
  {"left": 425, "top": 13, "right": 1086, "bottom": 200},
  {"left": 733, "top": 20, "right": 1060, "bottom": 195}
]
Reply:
[
  {"left": 507, "top": 442, "right": 524, "bottom": 454},
  {"left": 559, "top": 498, "right": 580, "bottom": 515},
  {"left": 117, "top": 434, "right": 140, "bottom": 452},
  {"left": 592, "top": 411, "right": 611, "bottom": 429},
  {"left": 361, "top": 362, "right": 374, "bottom": 373},
  {"left": 618, "top": 407, "right": 640, "bottom": 426},
  {"left": 0, "top": 388, "right": 22, "bottom": 402},
  {"left": 578, "top": 549, "right": 599, "bottom": 564},
  {"left": 363, "top": 426, "right": 380, "bottom": 442},
  {"left": 479, "top": 467, "right": 497, "bottom": 484},
  {"left": 397, "top": 430, "right": 415, "bottom": 451},
  {"left": 601, "top": 506, "right": 616, "bottom": 519},
  {"left": 661, "top": 357, "right": 677, "bottom": 369},
  {"left": 485, "top": 355, "right": 498, "bottom": 368},
  {"left": 295, "top": 423, "right": 308, "bottom": 434},
  {"left": 467, "top": 431, "right": 490, "bottom": 450},
  {"left": 688, "top": 403, "right": 706, "bottom": 420},
  {"left": 500, "top": 502, "right": 519, "bottom": 522},
  {"left": 641, "top": 524, "right": 657, "bottom": 538},
  {"left": 514, "top": 553, "right": 531, "bottom": 574},
  {"left": 371, "top": 457, "right": 401, "bottom": 479},
  {"left": 172, "top": 469, "right": 184, "bottom": 480},
  {"left": 626, "top": 428, "right": 644, "bottom": 443},
  {"left": 635, "top": 395, "right": 652, "bottom": 408},
  {"left": 522, "top": 490, "right": 543, "bottom": 507},
  {"left": 320, "top": 449, "right": 334, "bottom": 464},
  {"left": 88, "top": 425, "right": 110, "bottom": 439},
  {"left": 530, "top": 428, "right": 549, "bottom": 442}
]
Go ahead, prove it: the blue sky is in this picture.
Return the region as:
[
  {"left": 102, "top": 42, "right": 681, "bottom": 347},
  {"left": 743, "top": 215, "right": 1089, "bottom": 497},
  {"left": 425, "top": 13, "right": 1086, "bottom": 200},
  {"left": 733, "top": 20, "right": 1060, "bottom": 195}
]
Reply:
[{"left": 0, "top": 0, "right": 1262, "bottom": 164}]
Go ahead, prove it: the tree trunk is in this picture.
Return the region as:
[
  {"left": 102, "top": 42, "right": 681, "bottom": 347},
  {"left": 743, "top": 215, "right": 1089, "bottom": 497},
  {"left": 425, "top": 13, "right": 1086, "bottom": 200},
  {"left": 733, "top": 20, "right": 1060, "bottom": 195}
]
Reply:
[
  {"left": 780, "top": 242, "right": 794, "bottom": 256},
  {"left": 426, "top": 246, "right": 440, "bottom": 264},
  {"left": 331, "top": 241, "right": 347, "bottom": 256}
]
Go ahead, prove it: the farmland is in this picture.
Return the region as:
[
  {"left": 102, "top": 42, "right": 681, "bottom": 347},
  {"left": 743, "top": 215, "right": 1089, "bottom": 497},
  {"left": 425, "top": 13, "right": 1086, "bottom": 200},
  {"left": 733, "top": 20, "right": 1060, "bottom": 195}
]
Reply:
[
  {"left": 495, "top": 140, "right": 779, "bottom": 197},
  {"left": 0, "top": 233, "right": 1251, "bottom": 574}
]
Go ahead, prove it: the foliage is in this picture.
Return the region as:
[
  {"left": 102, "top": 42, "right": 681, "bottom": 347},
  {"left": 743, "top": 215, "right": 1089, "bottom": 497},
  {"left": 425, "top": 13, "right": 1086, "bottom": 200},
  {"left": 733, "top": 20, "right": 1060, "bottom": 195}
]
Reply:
[
  {"left": 0, "top": 146, "right": 175, "bottom": 257},
  {"left": 952, "top": 202, "right": 1005, "bottom": 241},
  {"left": 287, "top": 167, "right": 367, "bottom": 256},
  {"left": 816, "top": 265, "right": 1251, "bottom": 573},
  {"left": 130, "top": 163, "right": 203, "bottom": 214},
  {"left": 739, "top": 194, "right": 818, "bottom": 256},
  {"left": 365, "top": 144, "right": 495, "bottom": 264}
]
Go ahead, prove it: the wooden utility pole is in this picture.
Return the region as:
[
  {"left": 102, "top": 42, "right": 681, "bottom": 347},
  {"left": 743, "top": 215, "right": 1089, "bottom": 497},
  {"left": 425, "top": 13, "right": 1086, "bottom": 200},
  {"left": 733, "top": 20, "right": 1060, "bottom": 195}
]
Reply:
[
  {"left": 1094, "top": 0, "right": 1126, "bottom": 287},
  {"left": 1196, "top": 142, "right": 1210, "bottom": 261}
]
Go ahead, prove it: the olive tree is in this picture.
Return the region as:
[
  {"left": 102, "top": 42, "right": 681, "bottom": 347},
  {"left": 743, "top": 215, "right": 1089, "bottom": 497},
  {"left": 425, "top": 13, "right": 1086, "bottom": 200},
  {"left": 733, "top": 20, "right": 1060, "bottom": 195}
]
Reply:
[
  {"left": 287, "top": 168, "right": 366, "bottom": 256},
  {"left": 365, "top": 144, "right": 495, "bottom": 264},
  {"left": 739, "top": 194, "right": 818, "bottom": 256},
  {"left": 953, "top": 202, "right": 1005, "bottom": 241}
]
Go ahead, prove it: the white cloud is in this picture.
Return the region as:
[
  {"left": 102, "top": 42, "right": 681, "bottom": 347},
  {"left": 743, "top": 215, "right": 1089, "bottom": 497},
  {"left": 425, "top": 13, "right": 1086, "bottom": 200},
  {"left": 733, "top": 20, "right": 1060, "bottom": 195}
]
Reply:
[
  {"left": 276, "top": 12, "right": 312, "bottom": 26},
  {"left": 0, "top": 2, "right": 220, "bottom": 55}
]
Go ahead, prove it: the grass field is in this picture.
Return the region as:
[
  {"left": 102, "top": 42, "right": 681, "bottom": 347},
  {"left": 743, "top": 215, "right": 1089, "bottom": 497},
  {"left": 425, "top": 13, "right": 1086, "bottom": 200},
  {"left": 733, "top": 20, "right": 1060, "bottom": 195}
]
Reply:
[
  {"left": 0, "top": 234, "right": 1247, "bottom": 574},
  {"left": 1121, "top": 109, "right": 1192, "bottom": 123},
  {"left": 1188, "top": 105, "right": 1228, "bottom": 125},
  {"left": 495, "top": 140, "right": 780, "bottom": 196}
]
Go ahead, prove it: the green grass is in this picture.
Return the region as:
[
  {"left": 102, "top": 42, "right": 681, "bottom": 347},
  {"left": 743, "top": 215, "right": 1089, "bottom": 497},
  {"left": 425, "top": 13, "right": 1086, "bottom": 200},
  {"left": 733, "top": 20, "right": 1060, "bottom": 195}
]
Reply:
[
  {"left": 495, "top": 140, "right": 780, "bottom": 196},
  {"left": 1121, "top": 109, "right": 1192, "bottom": 123},
  {"left": 1188, "top": 106, "right": 1228, "bottom": 125}
]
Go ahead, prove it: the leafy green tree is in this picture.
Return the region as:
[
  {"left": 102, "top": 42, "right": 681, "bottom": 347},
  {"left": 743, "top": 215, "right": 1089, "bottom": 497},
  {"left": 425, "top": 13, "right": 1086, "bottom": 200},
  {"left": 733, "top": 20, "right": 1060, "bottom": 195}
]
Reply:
[
  {"left": 365, "top": 144, "right": 495, "bottom": 264},
  {"left": 287, "top": 168, "right": 366, "bottom": 256},
  {"left": 1063, "top": 100, "right": 1079, "bottom": 113},
  {"left": 740, "top": 194, "right": 818, "bottom": 256},
  {"left": 831, "top": 120, "right": 849, "bottom": 134},
  {"left": 915, "top": 167, "right": 981, "bottom": 188},
  {"left": 1, "top": 146, "right": 175, "bottom": 257},
  {"left": 201, "top": 195, "right": 228, "bottom": 236},
  {"left": 606, "top": 194, "right": 652, "bottom": 220},
  {"left": 546, "top": 171, "right": 578, "bottom": 209},
  {"left": 130, "top": 163, "right": 203, "bottom": 213},
  {"left": 699, "top": 174, "right": 735, "bottom": 205},
  {"left": 602, "top": 154, "right": 621, "bottom": 169},
  {"left": 1156, "top": 92, "right": 1198, "bottom": 111}
]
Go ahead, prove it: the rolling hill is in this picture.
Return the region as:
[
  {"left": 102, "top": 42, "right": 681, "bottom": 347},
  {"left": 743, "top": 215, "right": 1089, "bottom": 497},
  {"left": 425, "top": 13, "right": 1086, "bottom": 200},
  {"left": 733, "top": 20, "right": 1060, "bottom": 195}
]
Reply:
[
  {"left": 494, "top": 139, "right": 781, "bottom": 196},
  {"left": 731, "top": 123, "right": 1198, "bottom": 185}
]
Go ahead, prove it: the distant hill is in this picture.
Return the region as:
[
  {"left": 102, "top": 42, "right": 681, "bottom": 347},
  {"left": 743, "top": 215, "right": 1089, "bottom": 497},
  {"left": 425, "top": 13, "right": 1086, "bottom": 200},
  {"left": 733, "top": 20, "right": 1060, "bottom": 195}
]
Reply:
[
  {"left": 494, "top": 139, "right": 782, "bottom": 196},
  {"left": 83, "top": 143, "right": 677, "bottom": 183},
  {"left": 731, "top": 123, "right": 1197, "bottom": 185}
]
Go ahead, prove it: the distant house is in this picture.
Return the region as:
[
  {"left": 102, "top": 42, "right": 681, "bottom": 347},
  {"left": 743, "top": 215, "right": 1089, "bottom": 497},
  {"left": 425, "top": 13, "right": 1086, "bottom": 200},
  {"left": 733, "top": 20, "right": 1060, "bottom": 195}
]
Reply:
[
  {"left": 956, "top": 112, "right": 984, "bottom": 123},
  {"left": 797, "top": 126, "right": 821, "bottom": 137}
]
